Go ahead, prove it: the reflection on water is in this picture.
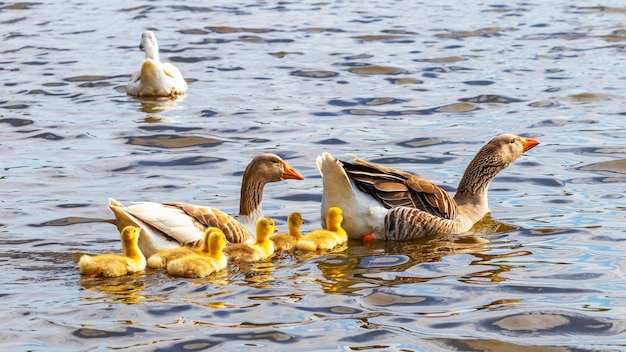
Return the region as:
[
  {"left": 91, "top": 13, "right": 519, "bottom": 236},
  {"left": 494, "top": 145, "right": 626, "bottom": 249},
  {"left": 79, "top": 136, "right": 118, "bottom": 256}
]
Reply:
[{"left": 2, "top": 0, "right": 626, "bottom": 350}]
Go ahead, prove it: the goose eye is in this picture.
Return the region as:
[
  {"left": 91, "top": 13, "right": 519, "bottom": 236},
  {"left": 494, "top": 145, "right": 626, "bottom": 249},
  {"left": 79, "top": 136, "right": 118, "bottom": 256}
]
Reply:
[{"left": 510, "top": 138, "right": 516, "bottom": 144}]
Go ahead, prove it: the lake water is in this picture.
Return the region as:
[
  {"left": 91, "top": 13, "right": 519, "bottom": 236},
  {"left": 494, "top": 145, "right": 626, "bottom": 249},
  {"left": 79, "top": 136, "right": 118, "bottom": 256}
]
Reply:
[{"left": 2, "top": 0, "right": 626, "bottom": 350}]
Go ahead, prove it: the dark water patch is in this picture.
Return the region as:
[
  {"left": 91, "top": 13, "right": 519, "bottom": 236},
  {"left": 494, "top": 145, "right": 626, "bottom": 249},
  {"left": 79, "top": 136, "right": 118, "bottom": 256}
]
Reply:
[
  {"left": 238, "top": 35, "right": 293, "bottom": 44},
  {"left": 139, "top": 156, "right": 225, "bottom": 168},
  {"left": 329, "top": 98, "right": 408, "bottom": 107},
  {"left": 26, "top": 89, "right": 70, "bottom": 96},
  {"left": 359, "top": 255, "right": 409, "bottom": 268},
  {"left": 1, "top": 104, "right": 30, "bottom": 109},
  {"left": 290, "top": 70, "right": 338, "bottom": 78},
  {"left": 347, "top": 65, "right": 408, "bottom": 75},
  {"left": 296, "top": 304, "right": 363, "bottom": 315},
  {"left": 0, "top": 118, "right": 33, "bottom": 127},
  {"left": 206, "top": 26, "right": 275, "bottom": 34},
  {"left": 415, "top": 56, "right": 468, "bottom": 63},
  {"left": 302, "top": 27, "right": 344, "bottom": 33},
  {"left": 212, "top": 330, "right": 298, "bottom": 344},
  {"left": 124, "top": 134, "right": 224, "bottom": 148},
  {"left": 343, "top": 54, "right": 374, "bottom": 60},
  {"left": 42, "top": 82, "right": 69, "bottom": 87},
  {"left": 565, "top": 93, "right": 620, "bottom": 102},
  {"left": 434, "top": 338, "right": 591, "bottom": 352},
  {"left": 342, "top": 102, "right": 479, "bottom": 116},
  {"left": 328, "top": 99, "right": 358, "bottom": 107},
  {"left": 213, "top": 66, "right": 245, "bottom": 72},
  {"left": 496, "top": 176, "right": 564, "bottom": 187},
  {"left": 155, "top": 339, "right": 221, "bottom": 351},
  {"left": 201, "top": 109, "right": 219, "bottom": 117},
  {"left": 178, "top": 28, "right": 210, "bottom": 35},
  {"left": 314, "top": 138, "right": 348, "bottom": 145},
  {"left": 367, "top": 156, "right": 453, "bottom": 166},
  {"left": 577, "top": 159, "right": 626, "bottom": 174},
  {"left": 63, "top": 75, "right": 113, "bottom": 82},
  {"left": 528, "top": 99, "right": 563, "bottom": 108},
  {"left": 539, "top": 273, "right": 604, "bottom": 280},
  {"left": 362, "top": 289, "right": 443, "bottom": 307},
  {"left": 148, "top": 304, "right": 194, "bottom": 317},
  {"left": 342, "top": 108, "right": 389, "bottom": 116},
  {"left": 274, "top": 193, "right": 321, "bottom": 203},
  {"left": 269, "top": 51, "right": 303, "bottom": 58},
  {"left": 459, "top": 95, "right": 526, "bottom": 104},
  {"left": 35, "top": 216, "right": 106, "bottom": 227},
  {"left": 22, "top": 61, "right": 48, "bottom": 65},
  {"left": 28, "top": 132, "right": 63, "bottom": 140},
  {"left": 478, "top": 311, "right": 619, "bottom": 336},
  {"left": 2, "top": 1, "right": 38, "bottom": 13},
  {"left": 397, "top": 137, "right": 444, "bottom": 149},
  {"left": 78, "top": 81, "right": 115, "bottom": 88},
  {"left": 170, "top": 55, "right": 218, "bottom": 63},
  {"left": 559, "top": 146, "right": 626, "bottom": 156},
  {"left": 434, "top": 27, "right": 517, "bottom": 39},
  {"left": 311, "top": 111, "right": 341, "bottom": 116},
  {"left": 111, "top": 157, "right": 224, "bottom": 172},
  {"left": 434, "top": 102, "right": 479, "bottom": 113},
  {"left": 352, "top": 35, "right": 413, "bottom": 43},
  {"left": 171, "top": 5, "right": 214, "bottom": 13},
  {"left": 72, "top": 326, "right": 147, "bottom": 339},
  {"left": 339, "top": 329, "right": 397, "bottom": 343},
  {"left": 463, "top": 80, "right": 495, "bottom": 86},
  {"left": 385, "top": 77, "right": 423, "bottom": 85},
  {"left": 138, "top": 125, "right": 203, "bottom": 133}
]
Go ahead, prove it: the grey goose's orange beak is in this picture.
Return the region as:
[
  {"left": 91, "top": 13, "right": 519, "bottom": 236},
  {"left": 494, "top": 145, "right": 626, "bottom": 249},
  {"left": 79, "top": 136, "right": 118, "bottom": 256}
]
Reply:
[
  {"left": 521, "top": 137, "right": 540, "bottom": 153},
  {"left": 282, "top": 161, "right": 304, "bottom": 180}
]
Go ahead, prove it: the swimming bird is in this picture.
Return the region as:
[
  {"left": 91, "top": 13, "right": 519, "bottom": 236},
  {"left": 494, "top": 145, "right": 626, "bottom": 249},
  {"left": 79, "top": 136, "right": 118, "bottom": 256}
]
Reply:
[
  {"left": 270, "top": 212, "right": 304, "bottom": 251},
  {"left": 108, "top": 153, "right": 304, "bottom": 258},
  {"left": 146, "top": 246, "right": 195, "bottom": 269},
  {"left": 166, "top": 228, "right": 228, "bottom": 278},
  {"left": 296, "top": 207, "right": 347, "bottom": 251},
  {"left": 78, "top": 226, "right": 146, "bottom": 278},
  {"left": 223, "top": 217, "right": 276, "bottom": 262},
  {"left": 126, "top": 30, "right": 188, "bottom": 98},
  {"left": 316, "top": 134, "right": 540, "bottom": 241}
]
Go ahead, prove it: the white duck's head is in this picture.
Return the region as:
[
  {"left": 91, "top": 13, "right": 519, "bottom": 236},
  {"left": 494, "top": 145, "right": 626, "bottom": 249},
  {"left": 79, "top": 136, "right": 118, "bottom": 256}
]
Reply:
[{"left": 139, "top": 30, "right": 160, "bottom": 61}]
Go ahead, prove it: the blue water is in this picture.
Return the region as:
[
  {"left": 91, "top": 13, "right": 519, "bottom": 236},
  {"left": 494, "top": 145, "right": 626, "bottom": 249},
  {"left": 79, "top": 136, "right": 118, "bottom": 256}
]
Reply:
[{"left": 1, "top": 0, "right": 625, "bottom": 350}]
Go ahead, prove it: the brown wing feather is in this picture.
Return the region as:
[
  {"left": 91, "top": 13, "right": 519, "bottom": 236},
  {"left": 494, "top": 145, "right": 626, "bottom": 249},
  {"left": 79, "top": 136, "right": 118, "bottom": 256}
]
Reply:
[
  {"left": 164, "top": 202, "right": 253, "bottom": 243},
  {"left": 341, "top": 155, "right": 458, "bottom": 220}
]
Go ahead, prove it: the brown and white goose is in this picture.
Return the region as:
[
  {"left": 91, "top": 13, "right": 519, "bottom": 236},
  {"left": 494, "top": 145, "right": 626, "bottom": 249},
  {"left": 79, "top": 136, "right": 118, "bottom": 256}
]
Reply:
[
  {"left": 109, "top": 154, "right": 304, "bottom": 258},
  {"left": 316, "top": 134, "right": 539, "bottom": 241},
  {"left": 126, "top": 30, "right": 188, "bottom": 98}
]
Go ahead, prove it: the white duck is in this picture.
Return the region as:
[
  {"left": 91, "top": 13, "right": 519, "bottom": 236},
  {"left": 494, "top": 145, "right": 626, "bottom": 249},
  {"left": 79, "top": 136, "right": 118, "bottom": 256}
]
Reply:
[
  {"left": 109, "top": 154, "right": 304, "bottom": 258},
  {"left": 126, "top": 30, "right": 188, "bottom": 98},
  {"left": 316, "top": 134, "right": 540, "bottom": 241}
]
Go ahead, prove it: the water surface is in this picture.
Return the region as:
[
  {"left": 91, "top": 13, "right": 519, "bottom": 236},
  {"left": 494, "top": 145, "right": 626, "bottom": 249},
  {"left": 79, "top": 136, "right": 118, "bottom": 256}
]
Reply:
[{"left": 1, "top": 0, "right": 626, "bottom": 350}]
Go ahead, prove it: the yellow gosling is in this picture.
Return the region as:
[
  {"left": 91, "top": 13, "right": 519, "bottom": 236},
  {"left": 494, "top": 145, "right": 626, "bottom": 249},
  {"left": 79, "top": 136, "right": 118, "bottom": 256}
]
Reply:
[
  {"left": 223, "top": 217, "right": 276, "bottom": 262},
  {"left": 146, "top": 246, "right": 195, "bottom": 269},
  {"left": 166, "top": 228, "right": 228, "bottom": 278},
  {"left": 78, "top": 226, "right": 146, "bottom": 278},
  {"left": 296, "top": 207, "right": 347, "bottom": 251},
  {"left": 270, "top": 212, "right": 304, "bottom": 251}
]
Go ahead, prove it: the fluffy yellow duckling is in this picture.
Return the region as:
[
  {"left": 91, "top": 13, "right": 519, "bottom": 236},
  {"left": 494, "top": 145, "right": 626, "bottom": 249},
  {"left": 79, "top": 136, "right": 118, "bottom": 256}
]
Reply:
[
  {"left": 78, "top": 226, "right": 146, "bottom": 277},
  {"left": 223, "top": 217, "right": 276, "bottom": 262},
  {"left": 166, "top": 228, "right": 228, "bottom": 278},
  {"left": 270, "top": 212, "right": 304, "bottom": 251},
  {"left": 296, "top": 207, "right": 347, "bottom": 251},
  {"left": 146, "top": 246, "right": 195, "bottom": 269}
]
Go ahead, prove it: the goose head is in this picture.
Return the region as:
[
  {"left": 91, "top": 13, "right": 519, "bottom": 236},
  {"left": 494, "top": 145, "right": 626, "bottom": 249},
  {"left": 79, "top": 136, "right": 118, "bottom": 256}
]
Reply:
[
  {"left": 139, "top": 30, "right": 160, "bottom": 61},
  {"left": 256, "top": 217, "right": 277, "bottom": 242},
  {"left": 243, "top": 153, "right": 304, "bottom": 183},
  {"left": 206, "top": 227, "right": 228, "bottom": 256},
  {"left": 120, "top": 226, "right": 142, "bottom": 259}
]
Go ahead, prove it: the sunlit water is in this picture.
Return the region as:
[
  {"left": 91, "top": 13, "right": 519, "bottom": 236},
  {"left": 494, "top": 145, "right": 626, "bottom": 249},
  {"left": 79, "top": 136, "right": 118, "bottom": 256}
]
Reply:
[{"left": 1, "top": 0, "right": 626, "bottom": 350}]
